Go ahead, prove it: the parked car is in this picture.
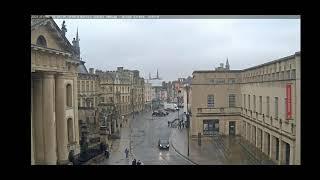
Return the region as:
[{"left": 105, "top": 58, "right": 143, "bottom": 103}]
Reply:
[
  {"left": 158, "top": 138, "right": 170, "bottom": 150},
  {"left": 152, "top": 111, "right": 166, "bottom": 117}
]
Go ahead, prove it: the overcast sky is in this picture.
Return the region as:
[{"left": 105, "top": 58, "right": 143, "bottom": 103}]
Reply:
[{"left": 54, "top": 17, "right": 300, "bottom": 82}]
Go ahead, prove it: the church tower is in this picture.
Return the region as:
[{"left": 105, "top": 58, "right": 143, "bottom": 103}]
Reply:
[
  {"left": 72, "top": 27, "right": 80, "bottom": 58},
  {"left": 226, "top": 58, "right": 230, "bottom": 70},
  {"left": 157, "top": 69, "right": 159, "bottom": 79}
]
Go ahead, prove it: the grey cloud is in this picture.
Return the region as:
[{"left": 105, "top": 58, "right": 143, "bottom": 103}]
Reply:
[{"left": 54, "top": 18, "right": 300, "bottom": 82}]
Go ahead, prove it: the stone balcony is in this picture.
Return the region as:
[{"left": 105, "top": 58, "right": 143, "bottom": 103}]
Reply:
[{"left": 197, "top": 107, "right": 241, "bottom": 116}]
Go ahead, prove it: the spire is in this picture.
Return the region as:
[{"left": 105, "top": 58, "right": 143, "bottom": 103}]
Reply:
[
  {"left": 73, "top": 27, "right": 80, "bottom": 58},
  {"left": 226, "top": 57, "right": 230, "bottom": 70},
  {"left": 76, "top": 27, "right": 79, "bottom": 41},
  {"left": 157, "top": 69, "right": 159, "bottom": 79}
]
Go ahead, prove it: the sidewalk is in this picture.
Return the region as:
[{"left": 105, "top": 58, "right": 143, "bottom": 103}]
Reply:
[
  {"left": 170, "top": 128, "right": 275, "bottom": 165},
  {"left": 87, "top": 117, "right": 136, "bottom": 165}
]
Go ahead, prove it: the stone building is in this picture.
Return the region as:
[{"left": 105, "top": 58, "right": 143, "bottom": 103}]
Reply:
[
  {"left": 31, "top": 16, "right": 81, "bottom": 164},
  {"left": 191, "top": 53, "right": 300, "bottom": 165},
  {"left": 144, "top": 80, "right": 152, "bottom": 111}
]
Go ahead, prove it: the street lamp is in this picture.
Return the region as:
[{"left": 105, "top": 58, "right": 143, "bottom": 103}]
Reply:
[
  {"left": 186, "top": 85, "right": 190, "bottom": 157},
  {"left": 178, "top": 90, "right": 181, "bottom": 120}
]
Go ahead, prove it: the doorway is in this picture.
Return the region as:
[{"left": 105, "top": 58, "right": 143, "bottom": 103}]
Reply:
[
  {"left": 285, "top": 142, "right": 290, "bottom": 165},
  {"left": 229, "top": 121, "right": 236, "bottom": 136}
]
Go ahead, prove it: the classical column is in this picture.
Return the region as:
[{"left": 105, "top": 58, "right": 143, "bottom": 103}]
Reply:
[
  {"left": 55, "top": 74, "right": 68, "bottom": 164},
  {"left": 269, "top": 135, "right": 273, "bottom": 160},
  {"left": 255, "top": 127, "right": 258, "bottom": 147},
  {"left": 290, "top": 143, "right": 294, "bottom": 165},
  {"left": 261, "top": 130, "right": 265, "bottom": 154},
  {"left": 278, "top": 140, "right": 283, "bottom": 165},
  {"left": 33, "top": 74, "right": 45, "bottom": 164},
  {"left": 31, "top": 78, "right": 35, "bottom": 165},
  {"left": 73, "top": 75, "right": 80, "bottom": 148},
  {"left": 42, "top": 73, "right": 57, "bottom": 165}
]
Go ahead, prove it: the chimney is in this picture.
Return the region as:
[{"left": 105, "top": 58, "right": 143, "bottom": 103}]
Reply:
[{"left": 89, "top": 68, "right": 94, "bottom": 74}]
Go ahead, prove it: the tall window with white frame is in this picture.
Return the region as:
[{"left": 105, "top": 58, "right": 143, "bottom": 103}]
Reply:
[
  {"left": 253, "top": 95, "right": 256, "bottom": 112},
  {"left": 248, "top": 95, "right": 251, "bottom": 110},
  {"left": 266, "top": 96, "right": 270, "bottom": 117},
  {"left": 229, "top": 94, "right": 236, "bottom": 107},
  {"left": 66, "top": 84, "right": 72, "bottom": 107},
  {"left": 207, "top": 95, "right": 214, "bottom": 108},
  {"left": 275, "top": 97, "right": 279, "bottom": 119},
  {"left": 244, "top": 94, "right": 246, "bottom": 109},
  {"left": 259, "top": 96, "right": 262, "bottom": 114}
]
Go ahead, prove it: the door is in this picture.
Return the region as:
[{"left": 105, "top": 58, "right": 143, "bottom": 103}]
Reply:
[
  {"left": 285, "top": 143, "right": 290, "bottom": 165},
  {"left": 229, "top": 121, "right": 236, "bottom": 136}
]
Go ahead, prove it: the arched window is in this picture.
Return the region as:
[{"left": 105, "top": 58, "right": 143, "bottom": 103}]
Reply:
[
  {"left": 66, "top": 84, "right": 72, "bottom": 107},
  {"left": 36, "top": 35, "right": 47, "bottom": 47},
  {"left": 67, "top": 118, "right": 74, "bottom": 143}
]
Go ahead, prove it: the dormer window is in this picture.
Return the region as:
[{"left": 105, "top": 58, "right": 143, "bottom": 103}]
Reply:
[{"left": 36, "top": 35, "right": 47, "bottom": 47}]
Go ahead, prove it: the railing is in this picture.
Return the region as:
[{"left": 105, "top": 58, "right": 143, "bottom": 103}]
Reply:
[{"left": 197, "top": 107, "right": 241, "bottom": 114}]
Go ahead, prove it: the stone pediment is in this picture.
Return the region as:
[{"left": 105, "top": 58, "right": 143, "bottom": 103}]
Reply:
[{"left": 31, "top": 16, "right": 76, "bottom": 55}]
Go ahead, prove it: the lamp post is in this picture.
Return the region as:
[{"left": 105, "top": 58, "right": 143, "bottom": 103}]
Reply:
[
  {"left": 178, "top": 90, "right": 181, "bottom": 120},
  {"left": 186, "top": 85, "right": 190, "bottom": 157}
]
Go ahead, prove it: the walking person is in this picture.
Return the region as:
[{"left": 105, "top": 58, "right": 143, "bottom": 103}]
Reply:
[
  {"left": 132, "top": 159, "right": 137, "bottom": 165},
  {"left": 125, "top": 148, "right": 129, "bottom": 158}
]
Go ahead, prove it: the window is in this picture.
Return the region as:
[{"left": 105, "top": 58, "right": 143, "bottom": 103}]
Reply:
[
  {"left": 248, "top": 95, "right": 251, "bottom": 110},
  {"left": 244, "top": 94, "right": 246, "bottom": 109},
  {"left": 86, "top": 81, "right": 89, "bottom": 92},
  {"left": 287, "top": 70, "right": 291, "bottom": 79},
  {"left": 281, "top": 72, "right": 284, "bottom": 80},
  {"left": 228, "top": 78, "right": 236, "bottom": 84},
  {"left": 36, "top": 35, "right": 47, "bottom": 47},
  {"left": 291, "top": 69, "right": 296, "bottom": 79},
  {"left": 259, "top": 96, "right": 262, "bottom": 114},
  {"left": 229, "top": 94, "right": 236, "bottom": 107},
  {"left": 67, "top": 118, "right": 74, "bottom": 143},
  {"left": 110, "top": 97, "right": 113, "bottom": 103},
  {"left": 100, "top": 97, "right": 104, "bottom": 103},
  {"left": 66, "top": 84, "right": 72, "bottom": 107},
  {"left": 91, "top": 81, "right": 94, "bottom": 92},
  {"left": 207, "top": 95, "right": 214, "bottom": 108},
  {"left": 81, "top": 81, "right": 84, "bottom": 92},
  {"left": 276, "top": 72, "right": 280, "bottom": 80},
  {"left": 216, "top": 78, "right": 225, "bottom": 84},
  {"left": 275, "top": 97, "right": 279, "bottom": 119},
  {"left": 266, "top": 96, "right": 270, "bottom": 117},
  {"left": 253, "top": 95, "right": 256, "bottom": 112}
]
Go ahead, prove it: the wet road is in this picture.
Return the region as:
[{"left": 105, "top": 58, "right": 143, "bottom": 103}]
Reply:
[{"left": 130, "top": 110, "right": 193, "bottom": 165}]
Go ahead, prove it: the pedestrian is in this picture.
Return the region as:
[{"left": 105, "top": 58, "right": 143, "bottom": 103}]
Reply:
[
  {"left": 125, "top": 148, "right": 129, "bottom": 158},
  {"left": 168, "top": 121, "right": 170, "bottom": 127},
  {"left": 132, "top": 159, "right": 136, "bottom": 165},
  {"left": 137, "top": 160, "right": 141, "bottom": 165}
]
